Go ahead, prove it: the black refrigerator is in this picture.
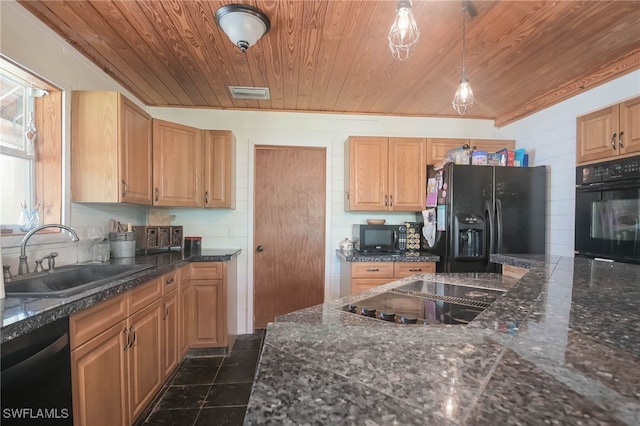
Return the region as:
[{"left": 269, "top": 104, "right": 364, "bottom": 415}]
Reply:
[{"left": 422, "top": 163, "right": 547, "bottom": 273}]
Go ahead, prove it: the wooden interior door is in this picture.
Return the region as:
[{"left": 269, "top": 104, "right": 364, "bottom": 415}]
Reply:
[{"left": 254, "top": 146, "right": 326, "bottom": 328}]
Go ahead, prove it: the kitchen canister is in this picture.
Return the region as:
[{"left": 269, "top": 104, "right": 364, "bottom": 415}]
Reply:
[
  {"left": 471, "top": 151, "right": 488, "bottom": 165},
  {"left": 109, "top": 231, "right": 136, "bottom": 258},
  {"left": 184, "top": 236, "right": 202, "bottom": 256}
]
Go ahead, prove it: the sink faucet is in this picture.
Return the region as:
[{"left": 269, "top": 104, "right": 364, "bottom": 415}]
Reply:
[{"left": 18, "top": 224, "right": 80, "bottom": 275}]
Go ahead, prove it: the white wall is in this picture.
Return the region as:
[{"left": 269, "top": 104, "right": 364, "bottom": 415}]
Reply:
[{"left": 497, "top": 72, "right": 640, "bottom": 256}]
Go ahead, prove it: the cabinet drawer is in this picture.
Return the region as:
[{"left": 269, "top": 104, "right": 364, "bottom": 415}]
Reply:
[
  {"left": 350, "top": 262, "right": 394, "bottom": 278},
  {"left": 70, "top": 294, "right": 127, "bottom": 349},
  {"left": 129, "top": 277, "right": 162, "bottom": 314},
  {"left": 190, "top": 262, "right": 223, "bottom": 280},
  {"left": 394, "top": 262, "right": 435, "bottom": 278},
  {"left": 351, "top": 278, "right": 393, "bottom": 294},
  {"left": 161, "top": 269, "right": 179, "bottom": 295}
]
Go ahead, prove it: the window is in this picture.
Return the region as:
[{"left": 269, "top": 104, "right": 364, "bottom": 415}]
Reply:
[{"left": 1, "top": 56, "right": 61, "bottom": 236}]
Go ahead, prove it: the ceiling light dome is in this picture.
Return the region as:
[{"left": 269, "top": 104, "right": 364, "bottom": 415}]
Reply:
[{"left": 215, "top": 4, "right": 271, "bottom": 53}]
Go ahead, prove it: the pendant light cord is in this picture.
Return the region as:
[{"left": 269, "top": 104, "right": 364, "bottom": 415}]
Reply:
[{"left": 462, "top": 6, "right": 467, "bottom": 76}]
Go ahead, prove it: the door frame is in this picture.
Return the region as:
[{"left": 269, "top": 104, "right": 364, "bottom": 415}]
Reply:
[{"left": 247, "top": 142, "right": 333, "bottom": 332}]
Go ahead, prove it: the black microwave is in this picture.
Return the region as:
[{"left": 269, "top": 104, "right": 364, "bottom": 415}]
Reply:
[{"left": 352, "top": 224, "right": 407, "bottom": 253}]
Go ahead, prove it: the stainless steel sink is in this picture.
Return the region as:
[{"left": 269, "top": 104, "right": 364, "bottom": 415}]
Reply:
[{"left": 5, "top": 263, "right": 154, "bottom": 298}]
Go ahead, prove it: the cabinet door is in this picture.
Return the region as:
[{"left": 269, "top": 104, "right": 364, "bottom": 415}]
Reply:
[
  {"left": 71, "top": 91, "right": 120, "bottom": 203},
  {"left": 161, "top": 290, "right": 180, "bottom": 378},
  {"left": 203, "top": 130, "right": 235, "bottom": 208},
  {"left": 120, "top": 97, "right": 153, "bottom": 205},
  {"left": 576, "top": 105, "right": 619, "bottom": 164},
  {"left": 71, "top": 321, "right": 129, "bottom": 426},
  {"left": 426, "top": 138, "right": 468, "bottom": 166},
  {"left": 179, "top": 279, "right": 193, "bottom": 357},
  {"left": 346, "top": 137, "right": 389, "bottom": 211},
  {"left": 128, "top": 300, "right": 163, "bottom": 422},
  {"left": 619, "top": 96, "right": 640, "bottom": 156},
  {"left": 152, "top": 119, "right": 203, "bottom": 207},
  {"left": 469, "top": 139, "right": 515, "bottom": 153},
  {"left": 191, "top": 279, "right": 225, "bottom": 348},
  {"left": 389, "top": 138, "right": 426, "bottom": 211}
]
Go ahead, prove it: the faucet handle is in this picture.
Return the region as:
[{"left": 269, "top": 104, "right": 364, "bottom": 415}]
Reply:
[
  {"left": 34, "top": 259, "right": 44, "bottom": 273},
  {"left": 3, "top": 265, "right": 12, "bottom": 282},
  {"left": 48, "top": 252, "right": 59, "bottom": 271}
]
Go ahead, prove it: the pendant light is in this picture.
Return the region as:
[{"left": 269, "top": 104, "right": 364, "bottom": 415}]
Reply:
[
  {"left": 452, "top": 3, "right": 474, "bottom": 115},
  {"left": 215, "top": 4, "right": 271, "bottom": 53},
  {"left": 388, "top": 0, "right": 420, "bottom": 61}
]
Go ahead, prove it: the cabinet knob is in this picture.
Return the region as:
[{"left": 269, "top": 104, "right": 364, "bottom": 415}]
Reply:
[
  {"left": 205, "top": 190, "right": 209, "bottom": 204},
  {"left": 155, "top": 188, "right": 159, "bottom": 202},
  {"left": 256, "top": 245, "right": 264, "bottom": 252},
  {"left": 122, "top": 180, "right": 128, "bottom": 197}
]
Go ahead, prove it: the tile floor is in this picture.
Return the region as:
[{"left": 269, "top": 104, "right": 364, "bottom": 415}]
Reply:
[{"left": 137, "top": 329, "right": 265, "bottom": 426}]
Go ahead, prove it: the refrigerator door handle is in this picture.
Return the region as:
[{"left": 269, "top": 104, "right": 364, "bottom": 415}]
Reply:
[
  {"left": 485, "top": 200, "right": 495, "bottom": 256},
  {"left": 496, "top": 199, "right": 503, "bottom": 253}
]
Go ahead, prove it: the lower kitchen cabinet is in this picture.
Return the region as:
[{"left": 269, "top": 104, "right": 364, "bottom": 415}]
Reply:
[
  {"left": 190, "top": 262, "right": 227, "bottom": 348},
  {"left": 71, "top": 319, "right": 129, "bottom": 426},
  {"left": 161, "top": 289, "right": 179, "bottom": 377},
  {"left": 179, "top": 266, "right": 193, "bottom": 357},
  {"left": 344, "top": 261, "right": 436, "bottom": 294},
  {"left": 128, "top": 299, "right": 163, "bottom": 421},
  {"left": 70, "top": 277, "right": 165, "bottom": 425}
]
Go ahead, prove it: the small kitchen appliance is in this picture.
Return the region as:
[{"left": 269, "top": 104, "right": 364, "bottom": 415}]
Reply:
[{"left": 352, "top": 224, "right": 407, "bottom": 253}]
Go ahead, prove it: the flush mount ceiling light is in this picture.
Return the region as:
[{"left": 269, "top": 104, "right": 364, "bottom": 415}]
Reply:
[
  {"left": 215, "top": 4, "right": 271, "bottom": 53},
  {"left": 452, "top": 1, "right": 477, "bottom": 115},
  {"left": 388, "top": 0, "right": 420, "bottom": 61}
]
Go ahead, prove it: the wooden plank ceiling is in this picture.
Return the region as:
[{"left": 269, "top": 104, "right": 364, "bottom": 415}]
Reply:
[{"left": 17, "top": 0, "right": 640, "bottom": 127}]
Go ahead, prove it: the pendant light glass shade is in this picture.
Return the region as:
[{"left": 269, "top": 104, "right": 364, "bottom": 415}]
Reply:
[
  {"left": 215, "top": 4, "right": 271, "bottom": 53},
  {"left": 452, "top": 5, "right": 474, "bottom": 115},
  {"left": 452, "top": 74, "right": 474, "bottom": 115},
  {"left": 388, "top": 0, "right": 420, "bottom": 61}
]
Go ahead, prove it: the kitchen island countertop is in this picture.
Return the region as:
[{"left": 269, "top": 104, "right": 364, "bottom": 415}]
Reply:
[
  {"left": 1, "top": 249, "right": 241, "bottom": 343},
  {"left": 245, "top": 254, "right": 640, "bottom": 425}
]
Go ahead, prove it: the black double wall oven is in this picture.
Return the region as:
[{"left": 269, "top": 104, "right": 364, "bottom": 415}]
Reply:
[{"left": 575, "top": 155, "right": 640, "bottom": 264}]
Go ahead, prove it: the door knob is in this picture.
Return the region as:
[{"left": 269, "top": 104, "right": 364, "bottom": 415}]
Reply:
[{"left": 256, "top": 245, "right": 264, "bottom": 252}]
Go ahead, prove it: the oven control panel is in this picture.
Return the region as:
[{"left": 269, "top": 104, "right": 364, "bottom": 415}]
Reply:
[{"left": 576, "top": 155, "right": 640, "bottom": 184}]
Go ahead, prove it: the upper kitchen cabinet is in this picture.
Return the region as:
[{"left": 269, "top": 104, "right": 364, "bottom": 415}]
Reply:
[
  {"left": 152, "top": 119, "right": 202, "bottom": 207},
  {"left": 470, "top": 139, "right": 516, "bottom": 153},
  {"left": 577, "top": 96, "right": 640, "bottom": 164},
  {"left": 71, "top": 91, "right": 153, "bottom": 205},
  {"left": 203, "top": 130, "right": 235, "bottom": 209},
  {"left": 346, "top": 136, "right": 425, "bottom": 211},
  {"left": 427, "top": 138, "right": 515, "bottom": 166}
]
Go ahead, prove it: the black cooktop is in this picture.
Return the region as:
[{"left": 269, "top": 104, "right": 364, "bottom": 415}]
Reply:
[{"left": 340, "top": 280, "right": 505, "bottom": 326}]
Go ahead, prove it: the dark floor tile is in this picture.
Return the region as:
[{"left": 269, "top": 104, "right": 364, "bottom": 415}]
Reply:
[
  {"left": 172, "top": 358, "right": 222, "bottom": 385},
  {"left": 194, "top": 407, "right": 246, "bottom": 426},
  {"left": 204, "top": 383, "right": 252, "bottom": 407},
  {"left": 214, "top": 365, "right": 256, "bottom": 384},
  {"left": 222, "top": 350, "right": 259, "bottom": 368},
  {"left": 232, "top": 333, "right": 263, "bottom": 351},
  {"left": 143, "top": 408, "right": 199, "bottom": 425},
  {"left": 156, "top": 385, "right": 210, "bottom": 409}
]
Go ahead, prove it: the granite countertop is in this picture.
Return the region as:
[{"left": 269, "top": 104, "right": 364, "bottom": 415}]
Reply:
[
  {"left": 246, "top": 254, "right": 640, "bottom": 425},
  {"left": 337, "top": 249, "right": 440, "bottom": 262},
  {"left": 0, "top": 249, "right": 241, "bottom": 343}
]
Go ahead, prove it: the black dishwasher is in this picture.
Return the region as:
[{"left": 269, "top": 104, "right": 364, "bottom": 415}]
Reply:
[{"left": 1, "top": 317, "right": 73, "bottom": 425}]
